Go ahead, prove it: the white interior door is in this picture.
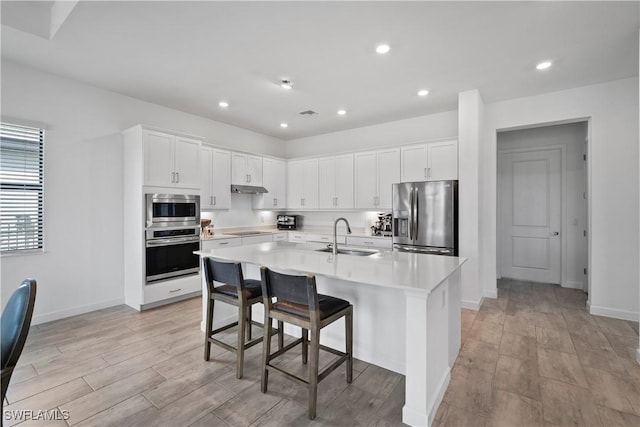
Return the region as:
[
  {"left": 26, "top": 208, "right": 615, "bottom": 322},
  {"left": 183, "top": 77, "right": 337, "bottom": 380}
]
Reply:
[{"left": 500, "top": 149, "right": 561, "bottom": 283}]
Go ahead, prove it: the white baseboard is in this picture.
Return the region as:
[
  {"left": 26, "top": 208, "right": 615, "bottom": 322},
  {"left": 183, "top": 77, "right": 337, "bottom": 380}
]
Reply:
[
  {"left": 588, "top": 304, "right": 639, "bottom": 322},
  {"left": 562, "top": 281, "right": 585, "bottom": 290},
  {"left": 484, "top": 289, "right": 498, "bottom": 299},
  {"left": 32, "top": 298, "right": 125, "bottom": 325},
  {"left": 461, "top": 297, "right": 483, "bottom": 310}
]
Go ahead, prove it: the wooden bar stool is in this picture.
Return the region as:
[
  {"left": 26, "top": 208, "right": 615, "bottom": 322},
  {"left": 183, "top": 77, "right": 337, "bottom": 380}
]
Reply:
[
  {"left": 259, "top": 267, "right": 353, "bottom": 419},
  {"left": 202, "top": 258, "right": 283, "bottom": 379}
]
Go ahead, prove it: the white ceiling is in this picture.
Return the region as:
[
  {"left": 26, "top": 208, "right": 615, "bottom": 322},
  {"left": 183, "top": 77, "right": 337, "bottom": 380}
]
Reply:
[{"left": 2, "top": 1, "right": 638, "bottom": 140}]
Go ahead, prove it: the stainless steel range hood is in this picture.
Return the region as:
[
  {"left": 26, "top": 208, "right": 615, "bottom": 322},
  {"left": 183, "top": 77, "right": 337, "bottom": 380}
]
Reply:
[{"left": 230, "top": 184, "right": 268, "bottom": 194}]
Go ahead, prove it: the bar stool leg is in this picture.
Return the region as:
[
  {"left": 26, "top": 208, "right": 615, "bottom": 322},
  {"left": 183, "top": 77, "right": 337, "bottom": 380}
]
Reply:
[
  {"left": 301, "top": 328, "right": 308, "bottom": 365},
  {"left": 346, "top": 309, "right": 353, "bottom": 383},
  {"left": 204, "top": 298, "right": 214, "bottom": 361},
  {"left": 261, "top": 314, "right": 273, "bottom": 393},
  {"left": 246, "top": 306, "right": 253, "bottom": 341},
  {"left": 308, "top": 328, "right": 320, "bottom": 419},
  {"left": 236, "top": 301, "right": 247, "bottom": 379},
  {"left": 277, "top": 320, "right": 284, "bottom": 350}
]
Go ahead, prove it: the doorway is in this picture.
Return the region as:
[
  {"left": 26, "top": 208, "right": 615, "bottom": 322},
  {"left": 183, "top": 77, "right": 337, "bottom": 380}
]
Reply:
[{"left": 497, "top": 121, "right": 588, "bottom": 289}]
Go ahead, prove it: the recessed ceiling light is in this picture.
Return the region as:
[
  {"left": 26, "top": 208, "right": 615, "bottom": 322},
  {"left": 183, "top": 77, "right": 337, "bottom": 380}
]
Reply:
[
  {"left": 375, "top": 44, "right": 390, "bottom": 54},
  {"left": 337, "top": 109, "right": 347, "bottom": 116},
  {"left": 536, "top": 61, "right": 552, "bottom": 70},
  {"left": 218, "top": 101, "right": 229, "bottom": 108},
  {"left": 280, "top": 79, "right": 293, "bottom": 89},
  {"left": 417, "top": 89, "right": 429, "bottom": 97},
  {"left": 280, "top": 123, "right": 288, "bottom": 128}
]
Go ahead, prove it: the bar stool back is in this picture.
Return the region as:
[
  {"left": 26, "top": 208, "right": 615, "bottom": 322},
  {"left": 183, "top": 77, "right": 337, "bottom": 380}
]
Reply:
[
  {"left": 259, "top": 267, "right": 353, "bottom": 419},
  {"left": 203, "top": 258, "right": 282, "bottom": 379}
]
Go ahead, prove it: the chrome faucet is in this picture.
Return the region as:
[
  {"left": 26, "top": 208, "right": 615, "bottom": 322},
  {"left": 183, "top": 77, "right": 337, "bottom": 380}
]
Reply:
[{"left": 333, "top": 217, "right": 352, "bottom": 256}]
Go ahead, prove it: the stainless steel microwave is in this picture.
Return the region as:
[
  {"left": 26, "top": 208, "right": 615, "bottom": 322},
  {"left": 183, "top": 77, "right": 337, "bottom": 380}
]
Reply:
[{"left": 146, "top": 194, "right": 200, "bottom": 228}]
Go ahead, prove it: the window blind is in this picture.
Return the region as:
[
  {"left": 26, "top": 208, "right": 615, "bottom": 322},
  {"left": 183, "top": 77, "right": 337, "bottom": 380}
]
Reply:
[{"left": 0, "top": 123, "right": 45, "bottom": 252}]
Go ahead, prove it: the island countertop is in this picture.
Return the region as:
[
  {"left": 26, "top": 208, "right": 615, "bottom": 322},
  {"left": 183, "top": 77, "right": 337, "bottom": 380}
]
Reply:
[{"left": 195, "top": 241, "right": 466, "bottom": 295}]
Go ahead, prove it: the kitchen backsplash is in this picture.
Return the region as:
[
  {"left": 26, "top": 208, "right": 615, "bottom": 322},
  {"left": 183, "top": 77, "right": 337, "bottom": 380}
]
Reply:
[{"left": 201, "top": 194, "right": 390, "bottom": 235}]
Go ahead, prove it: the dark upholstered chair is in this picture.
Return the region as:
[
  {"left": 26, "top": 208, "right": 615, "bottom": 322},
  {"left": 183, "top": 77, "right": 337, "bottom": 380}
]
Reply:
[
  {"left": 202, "top": 258, "right": 282, "bottom": 379},
  {"left": 259, "top": 267, "right": 353, "bottom": 419},
  {"left": 1, "top": 279, "right": 37, "bottom": 411}
]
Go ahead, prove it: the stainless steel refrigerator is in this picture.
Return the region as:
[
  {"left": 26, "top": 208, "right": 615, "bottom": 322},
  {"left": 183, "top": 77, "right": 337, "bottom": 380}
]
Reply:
[{"left": 392, "top": 180, "right": 458, "bottom": 255}]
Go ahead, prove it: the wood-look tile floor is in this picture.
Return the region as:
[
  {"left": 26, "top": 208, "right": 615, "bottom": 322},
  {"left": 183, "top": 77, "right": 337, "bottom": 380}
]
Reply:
[
  {"left": 5, "top": 279, "right": 639, "bottom": 427},
  {"left": 434, "top": 278, "right": 640, "bottom": 427}
]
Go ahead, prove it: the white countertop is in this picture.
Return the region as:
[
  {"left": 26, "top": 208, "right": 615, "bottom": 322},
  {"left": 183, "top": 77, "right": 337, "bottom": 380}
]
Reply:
[
  {"left": 201, "top": 227, "right": 392, "bottom": 241},
  {"left": 195, "top": 241, "right": 465, "bottom": 295}
]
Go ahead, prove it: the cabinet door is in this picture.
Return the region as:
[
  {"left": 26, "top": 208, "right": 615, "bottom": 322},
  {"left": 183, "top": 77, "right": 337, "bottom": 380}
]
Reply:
[
  {"left": 354, "top": 151, "right": 377, "bottom": 209},
  {"left": 401, "top": 144, "right": 428, "bottom": 182},
  {"left": 173, "top": 136, "right": 201, "bottom": 189},
  {"left": 377, "top": 148, "right": 400, "bottom": 208},
  {"left": 200, "top": 146, "right": 213, "bottom": 208},
  {"left": 246, "top": 155, "right": 263, "bottom": 186},
  {"left": 254, "top": 157, "right": 285, "bottom": 209},
  {"left": 318, "top": 157, "right": 336, "bottom": 208},
  {"left": 427, "top": 140, "right": 458, "bottom": 181},
  {"left": 143, "top": 130, "right": 174, "bottom": 187},
  {"left": 231, "top": 152, "right": 248, "bottom": 185},
  {"left": 334, "top": 154, "right": 354, "bottom": 209},
  {"left": 302, "top": 159, "right": 319, "bottom": 209},
  {"left": 287, "top": 161, "right": 304, "bottom": 209},
  {"left": 211, "top": 149, "right": 231, "bottom": 209}
]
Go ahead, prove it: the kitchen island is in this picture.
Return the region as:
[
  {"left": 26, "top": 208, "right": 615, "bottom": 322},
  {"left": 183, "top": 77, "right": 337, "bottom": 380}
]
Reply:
[{"left": 195, "top": 241, "right": 466, "bottom": 427}]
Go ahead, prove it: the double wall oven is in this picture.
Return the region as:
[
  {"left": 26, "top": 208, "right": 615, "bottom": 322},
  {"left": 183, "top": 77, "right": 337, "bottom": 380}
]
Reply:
[{"left": 145, "top": 194, "right": 200, "bottom": 283}]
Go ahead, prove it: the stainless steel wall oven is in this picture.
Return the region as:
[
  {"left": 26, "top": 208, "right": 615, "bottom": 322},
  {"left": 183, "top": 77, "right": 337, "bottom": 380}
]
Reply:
[{"left": 145, "top": 194, "right": 200, "bottom": 283}]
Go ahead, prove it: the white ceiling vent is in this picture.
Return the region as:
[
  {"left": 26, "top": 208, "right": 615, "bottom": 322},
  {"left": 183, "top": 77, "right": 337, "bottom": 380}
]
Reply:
[{"left": 299, "top": 110, "right": 319, "bottom": 116}]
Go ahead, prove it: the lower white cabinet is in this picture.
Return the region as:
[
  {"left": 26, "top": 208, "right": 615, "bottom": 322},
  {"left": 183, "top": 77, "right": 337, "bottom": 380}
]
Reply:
[
  {"left": 143, "top": 274, "right": 201, "bottom": 307},
  {"left": 306, "top": 233, "right": 346, "bottom": 244},
  {"left": 288, "top": 232, "right": 308, "bottom": 243},
  {"left": 346, "top": 236, "right": 392, "bottom": 249},
  {"left": 273, "top": 232, "right": 288, "bottom": 241},
  {"left": 241, "top": 235, "right": 273, "bottom": 245}
]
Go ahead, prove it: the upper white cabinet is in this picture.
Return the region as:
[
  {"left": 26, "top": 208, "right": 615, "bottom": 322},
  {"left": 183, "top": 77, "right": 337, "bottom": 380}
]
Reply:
[
  {"left": 287, "top": 159, "right": 319, "bottom": 209},
  {"left": 354, "top": 148, "right": 400, "bottom": 209},
  {"left": 401, "top": 139, "right": 458, "bottom": 182},
  {"left": 201, "top": 146, "right": 231, "bottom": 210},
  {"left": 143, "top": 129, "right": 201, "bottom": 189},
  {"left": 318, "top": 154, "right": 354, "bottom": 209},
  {"left": 253, "top": 157, "right": 286, "bottom": 210},
  {"left": 232, "top": 152, "right": 263, "bottom": 186}
]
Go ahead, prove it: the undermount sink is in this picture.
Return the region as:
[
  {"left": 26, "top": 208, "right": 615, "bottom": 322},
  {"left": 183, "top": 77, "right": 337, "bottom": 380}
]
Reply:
[{"left": 315, "top": 247, "right": 378, "bottom": 256}]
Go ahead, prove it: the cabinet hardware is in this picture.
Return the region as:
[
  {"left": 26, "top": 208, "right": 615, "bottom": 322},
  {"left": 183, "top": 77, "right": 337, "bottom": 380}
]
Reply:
[
  {"left": 169, "top": 288, "right": 182, "bottom": 293},
  {"left": 213, "top": 196, "right": 216, "bottom": 205},
  {"left": 363, "top": 241, "right": 373, "bottom": 245},
  {"left": 176, "top": 172, "right": 179, "bottom": 183},
  {"left": 210, "top": 196, "right": 213, "bottom": 205},
  {"left": 171, "top": 172, "right": 175, "bottom": 183},
  {"left": 427, "top": 168, "right": 431, "bottom": 178},
  {"left": 301, "top": 198, "right": 305, "bottom": 206},
  {"left": 424, "top": 168, "right": 427, "bottom": 178},
  {"left": 220, "top": 242, "right": 229, "bottom": 245},
  {"left": 248, "top": 174, "right": 251, "bottom": 183}
]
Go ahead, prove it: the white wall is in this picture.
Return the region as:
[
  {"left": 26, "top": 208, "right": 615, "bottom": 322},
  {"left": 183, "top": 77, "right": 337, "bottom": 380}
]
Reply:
[
  {"left": 482, "top": 77, "right": 639, "bottom": 321},
  {"left": 286, "top": 110, "right": 458, "bottom": 158},
  {"left": 497, "top": 122, "right": 588, "bottom": 289},
  {"left": 0, "top": 61, "right": 285, "bottom": 324}
]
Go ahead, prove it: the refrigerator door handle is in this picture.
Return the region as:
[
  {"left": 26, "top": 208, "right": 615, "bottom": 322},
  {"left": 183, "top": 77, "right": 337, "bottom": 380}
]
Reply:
[
  {"left": 409, "top": 185, "right": 414, "bottom": 240},
  {"left": 414, "top": 185, "right": 419, "bottom": 239}
]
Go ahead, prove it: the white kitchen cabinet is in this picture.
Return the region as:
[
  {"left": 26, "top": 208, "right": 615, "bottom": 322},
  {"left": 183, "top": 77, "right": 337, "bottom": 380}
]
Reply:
[
  {"left": 201, "top": 146, "right": 231, "bottom": 210},
  {"left": 288, "top": 232, "right": 307, "bottom": 243},
  {"left": 201, "top": 238, "right": 242, "bottom": 250},
  {"left": 307, "top": 233, "right": 346, "bottom": 245},
  {"left": 354, "top": 148, "right": 400, "bottom": 209},
  {"left": 253, "top": 157, "right": 286, "bottom": 210},
  {"left": 272, "top": 232, "right": 287, "bottom": 241},
  {"left": 287, "top": 159, "right": 319, "bottom": 209},
  {"left": 318, "top": 154, "right": 354, "bottom": 209},
  {"left": 401, "top": 140, "right": 457, "bottom": 182},
  {"left": 143, "top": 129, "right": 201, "bottom": 189},
  {"left": 427, "top": 140, "right": 458, "bottom": 181},
  {"left": 346, "top": 236, "right": 393, "bottom": 249},
  {"left": 232, "top": 152, "right": 263, "bottom": 186}
]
